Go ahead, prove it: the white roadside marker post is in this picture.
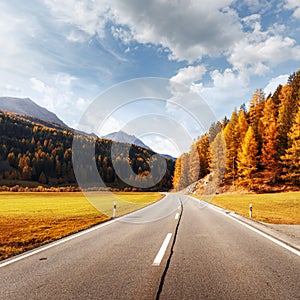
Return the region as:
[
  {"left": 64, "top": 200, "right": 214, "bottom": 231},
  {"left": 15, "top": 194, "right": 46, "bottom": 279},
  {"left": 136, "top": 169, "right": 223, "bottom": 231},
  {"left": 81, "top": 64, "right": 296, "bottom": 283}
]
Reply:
[
  {"left": 249, "top": 203, "right": 252, "bottom": 218},
  {"left": 113, "top": 201, "right": 116, "bottom": 218}
]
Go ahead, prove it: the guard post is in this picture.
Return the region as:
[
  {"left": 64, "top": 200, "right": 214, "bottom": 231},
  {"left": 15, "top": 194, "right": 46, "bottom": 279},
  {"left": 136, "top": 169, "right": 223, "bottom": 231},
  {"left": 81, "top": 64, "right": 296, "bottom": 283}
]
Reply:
[
  {"left": 249, "top": 203, "right": 252, "bottom": 218},
  {"left": 113, "top": 201, "right": 116, "bottom": 218}
]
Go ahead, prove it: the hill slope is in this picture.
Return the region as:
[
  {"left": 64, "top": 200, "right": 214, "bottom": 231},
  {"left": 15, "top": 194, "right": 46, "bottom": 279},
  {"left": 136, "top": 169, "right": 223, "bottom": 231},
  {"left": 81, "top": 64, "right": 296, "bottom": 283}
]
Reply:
[
  {"left": 0, "top": 97, "right": 68, "bottom": 128},
  {"left": 0, "top": 111, "right": 174, "bottom": 191}
]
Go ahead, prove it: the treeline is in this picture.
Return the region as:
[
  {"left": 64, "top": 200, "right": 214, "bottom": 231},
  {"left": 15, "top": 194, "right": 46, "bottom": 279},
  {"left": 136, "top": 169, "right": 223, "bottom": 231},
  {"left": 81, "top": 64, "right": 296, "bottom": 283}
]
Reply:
[
  {"left": 0, "top": 112, "right": 174, "bottom": 191},
  {"left": 173, "top": 70, "right": 300, "bottom": 191}
]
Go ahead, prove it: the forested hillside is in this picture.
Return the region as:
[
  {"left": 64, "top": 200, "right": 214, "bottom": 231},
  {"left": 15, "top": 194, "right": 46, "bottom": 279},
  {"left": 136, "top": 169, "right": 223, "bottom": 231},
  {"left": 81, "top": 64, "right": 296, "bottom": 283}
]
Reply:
[
  {"left": 0, "top": 112, "right": 174, "bottom": 191},
  {"left": 173, "top": 70, "right": 300, "bottom": 192}
]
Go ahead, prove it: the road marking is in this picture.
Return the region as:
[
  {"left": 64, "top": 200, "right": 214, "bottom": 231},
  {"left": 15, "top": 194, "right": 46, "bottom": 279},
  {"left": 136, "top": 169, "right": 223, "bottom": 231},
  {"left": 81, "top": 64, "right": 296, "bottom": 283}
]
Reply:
[
  {"left": 153, "top": 233, "right": 172, "bottom": 266},
  {"left": 175, "top": 212, "right": 179, "bottom": 220},
  {"left": 190, "top": 197, "right": 300, "bottom": 257},
  {"left": 226, "top": 213, "right": 300, "bottom": 257},
  {"left": 0, "top": 196, "right": 169, "bottom": 268}
]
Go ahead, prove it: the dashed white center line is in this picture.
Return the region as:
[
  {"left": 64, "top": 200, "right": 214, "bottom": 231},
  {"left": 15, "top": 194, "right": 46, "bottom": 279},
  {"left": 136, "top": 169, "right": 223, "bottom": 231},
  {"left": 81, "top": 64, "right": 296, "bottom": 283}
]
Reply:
[
  {"left": 152, "top": 233, "right": 173, "bottom": 266},
  {"left": 175, "top": 212, "right": 179, "bottom": 220}
]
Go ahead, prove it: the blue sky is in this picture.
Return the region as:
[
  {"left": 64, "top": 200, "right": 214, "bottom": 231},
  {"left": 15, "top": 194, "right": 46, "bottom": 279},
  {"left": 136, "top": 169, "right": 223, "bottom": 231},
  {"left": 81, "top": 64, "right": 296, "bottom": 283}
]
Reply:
[{"left": 1, "top": 0, "right": 300, "bottom": 156}]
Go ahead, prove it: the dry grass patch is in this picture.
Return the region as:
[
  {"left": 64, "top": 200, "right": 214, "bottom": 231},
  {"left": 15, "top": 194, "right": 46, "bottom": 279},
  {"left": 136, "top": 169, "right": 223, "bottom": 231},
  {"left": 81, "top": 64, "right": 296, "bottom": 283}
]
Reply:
[
  {"left": 0, "top": 192, "right": 162, "bottom": 260},
  {"left": 195, "top": 192, "right": 300, "bottom": 225}
]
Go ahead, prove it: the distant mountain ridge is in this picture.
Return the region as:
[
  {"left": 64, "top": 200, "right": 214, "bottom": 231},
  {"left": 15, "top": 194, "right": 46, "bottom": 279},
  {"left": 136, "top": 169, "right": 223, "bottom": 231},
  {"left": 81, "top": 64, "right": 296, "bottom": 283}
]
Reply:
[
  {"left": 102, "top": 131, "right": 150, "bottom": 150},
  {"left": 0, "top": 97, "right": 68, "bottom": 128},
  {"left": 102, "top": 131, "right": 177, "bottom": 161}
]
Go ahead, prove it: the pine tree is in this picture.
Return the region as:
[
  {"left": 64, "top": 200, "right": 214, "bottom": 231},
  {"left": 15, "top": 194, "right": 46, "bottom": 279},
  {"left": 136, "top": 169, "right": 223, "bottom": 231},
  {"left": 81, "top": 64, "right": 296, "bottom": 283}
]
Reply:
[
  {"left": 281, "top": 108, "right": 300, "bottom": 185},
  {"left": 237, "top": 126, "right": 258, "bottom": 186}
]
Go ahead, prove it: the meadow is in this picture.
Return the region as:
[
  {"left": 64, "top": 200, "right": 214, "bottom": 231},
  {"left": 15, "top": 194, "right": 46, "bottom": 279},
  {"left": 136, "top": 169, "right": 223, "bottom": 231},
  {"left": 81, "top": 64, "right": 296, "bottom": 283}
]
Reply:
[
  {"left": 0, "top": 192, "right": 162, "bottom": 260},
  {"left": 198, "top": 192, "right": 300, "bottom": 225}
]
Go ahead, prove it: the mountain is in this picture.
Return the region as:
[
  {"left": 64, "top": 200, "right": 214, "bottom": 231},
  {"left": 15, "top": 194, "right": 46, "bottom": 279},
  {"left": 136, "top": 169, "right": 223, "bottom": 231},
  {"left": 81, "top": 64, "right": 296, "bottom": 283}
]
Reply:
[
  {"left": 0, "top": 97, "right": 68, "bottom": 128},
  {"left": 0, "top": 110, "right": 175, "bottom": 191},
  {"left": 102, "top": 131, "right": 150, "bottom": 150},
  {"left": 102, "top": 131, "right": 177, "bottom": 161}
]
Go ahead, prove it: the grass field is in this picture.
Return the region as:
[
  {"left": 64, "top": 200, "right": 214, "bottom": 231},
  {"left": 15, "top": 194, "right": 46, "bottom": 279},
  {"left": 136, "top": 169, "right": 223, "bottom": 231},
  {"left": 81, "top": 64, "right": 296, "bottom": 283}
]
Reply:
[
  {"left": 196, "top": 192, "right": 300, "bottom": 225},
  {"left": 0, "top": 192, "right": 162, "bottom": 260}
]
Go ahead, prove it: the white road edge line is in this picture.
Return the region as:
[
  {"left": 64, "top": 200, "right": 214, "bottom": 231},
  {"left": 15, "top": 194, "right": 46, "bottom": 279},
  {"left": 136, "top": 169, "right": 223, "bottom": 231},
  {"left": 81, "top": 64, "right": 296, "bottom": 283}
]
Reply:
[
  {"left": 226, "top": 213, "right": 300, "bottom": 257},
  {"left": 153, "top": 233, "right": 173, "bottom": 266},
  {"left": 189, "top": 197, "right": 300, "bottom": 257},
  {"left": 1, "top": 195, "right": 169, "bottom": 268},
  {"left": 0, "top": 218, "right": 116, "bottom": 268},
  {"left": 175, "top": 213, "right": 179, "bottom": 220}
]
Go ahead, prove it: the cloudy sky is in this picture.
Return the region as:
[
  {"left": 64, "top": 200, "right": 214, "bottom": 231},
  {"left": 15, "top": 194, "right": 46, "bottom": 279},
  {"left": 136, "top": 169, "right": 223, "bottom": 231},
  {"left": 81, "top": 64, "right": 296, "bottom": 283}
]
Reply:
[{"left": 1, "top": 0, "right": 300, "bottom": 156}]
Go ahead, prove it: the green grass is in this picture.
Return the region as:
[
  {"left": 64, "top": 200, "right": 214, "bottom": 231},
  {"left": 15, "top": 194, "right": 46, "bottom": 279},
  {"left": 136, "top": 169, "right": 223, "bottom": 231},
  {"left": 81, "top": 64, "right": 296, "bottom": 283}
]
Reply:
[
  {"left": 0, "top": 192, "right": 162, "bottom": 260},
  {"left": 195, "top": 192, "right": 300, "bottom": 225}
]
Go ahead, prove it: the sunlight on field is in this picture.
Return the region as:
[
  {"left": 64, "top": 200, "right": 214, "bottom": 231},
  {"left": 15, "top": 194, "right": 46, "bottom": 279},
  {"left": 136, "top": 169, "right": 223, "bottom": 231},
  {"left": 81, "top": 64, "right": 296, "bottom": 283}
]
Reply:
[
  {"left": 197, "top": 192, "right": 300, "bottom": 225},
  {"left": 0, "top": 192, "right": 162, "bottom": 260}
]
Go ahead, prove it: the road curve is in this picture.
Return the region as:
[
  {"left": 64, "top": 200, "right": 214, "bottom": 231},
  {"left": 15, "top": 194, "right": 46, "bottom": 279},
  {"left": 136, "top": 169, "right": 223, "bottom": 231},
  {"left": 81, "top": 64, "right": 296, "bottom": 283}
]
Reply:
[{"left": 0, "top": 194, "right": 299, "bottom": 300}]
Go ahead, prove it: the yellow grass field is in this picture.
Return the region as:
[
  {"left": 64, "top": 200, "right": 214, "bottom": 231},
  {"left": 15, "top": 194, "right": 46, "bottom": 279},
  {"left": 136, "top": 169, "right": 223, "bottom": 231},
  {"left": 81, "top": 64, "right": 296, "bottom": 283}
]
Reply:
[
  {"left": 0, "top": 192, "right": 162, "bottom": 260},
  {"left": 196, "top": 192, "right": 300, "bottom": 225}
]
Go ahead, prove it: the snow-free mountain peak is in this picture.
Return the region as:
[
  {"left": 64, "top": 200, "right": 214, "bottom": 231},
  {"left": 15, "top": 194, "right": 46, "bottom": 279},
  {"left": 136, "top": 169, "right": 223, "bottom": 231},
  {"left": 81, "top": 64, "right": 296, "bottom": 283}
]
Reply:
[{"left": 0, "top": 97, "right": 68, "bottom": 128}]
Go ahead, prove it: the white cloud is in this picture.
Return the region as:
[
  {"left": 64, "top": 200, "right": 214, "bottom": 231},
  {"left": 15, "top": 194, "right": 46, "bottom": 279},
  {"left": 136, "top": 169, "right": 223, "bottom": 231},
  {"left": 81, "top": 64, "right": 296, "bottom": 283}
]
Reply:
[
  {"left": 66, "top": 30, "right": 89, "bottom": 43},
  {"left": 42, "top": 0, "right": 242, "bottom": 62},
  {"left": 285, "top": 0, "right": 300, "bottom": 19},
  {"left": 109, "top": 0, "right": 242, "bottom": 62},
  {"left": 242, "top": 14, "right": 261, "bottom": 29},
  {"left": 141, "top": 135, "right": 180, "bottom": 157},
  {"left": 229, "top": 31, "right": 300, "bottom": 75},
  {"left": 195, "top": 68, "right": 250, "bottom": 116},
  {"left": 171, "top": 65, "right": 207, "bottom": 85},
  {"left": 43, "top": 0, "right": 108, "bottom": 38},
  {"left": 97, "top": 116, "right": 125, "bottom": 136},
  {"left": 111, "top": 26, "right": 133, "bottom": 44},
  {"left": 30, "top": 74, "right": 91, "bottom": 127},
  {"left": 264, "top": 74, "right": 289, "bottom": 96}
]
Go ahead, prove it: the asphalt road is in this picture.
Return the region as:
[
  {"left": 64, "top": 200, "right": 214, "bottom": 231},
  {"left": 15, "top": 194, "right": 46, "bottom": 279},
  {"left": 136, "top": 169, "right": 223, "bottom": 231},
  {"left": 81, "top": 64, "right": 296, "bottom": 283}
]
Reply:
[{"left": 0, "top": 194, "right": 299, "bottom": 300}]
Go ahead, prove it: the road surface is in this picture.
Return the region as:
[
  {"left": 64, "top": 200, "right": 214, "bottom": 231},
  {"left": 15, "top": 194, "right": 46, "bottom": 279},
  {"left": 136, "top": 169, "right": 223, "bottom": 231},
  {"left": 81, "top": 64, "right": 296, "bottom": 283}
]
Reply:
[{"left": 0, "top": 194, "right": 299, "bottom": 299}]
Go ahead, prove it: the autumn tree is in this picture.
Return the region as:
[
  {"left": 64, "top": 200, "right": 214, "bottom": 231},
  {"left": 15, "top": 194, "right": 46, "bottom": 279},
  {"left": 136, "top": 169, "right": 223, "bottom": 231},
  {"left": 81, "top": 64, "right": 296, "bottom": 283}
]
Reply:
[
  {"left": 198, "top": 134, "right": 211, "bottom": 178},
  {"left": 281, "top": 108, "right": 300, "bottom": 185},
  {"left": 223, "top": 109, "right": 238, "bottom": 178},
  {"left": 172, "top": 156, "right": 182, "bottom": 190},
  {"left": 260, "top": 97, "right": 278, "bottom": 173},
  {"left": 210, "top": 132, "right": 226, "bottom": 184},
  {"left": 237, "top": 126, "right": 258, "bottom": 186},
  {"left": 277, "top": 81, "right": 299, "bottom": 157},
  {"left": 188, "top": 142, "right": 200, "bottom": 184}
]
